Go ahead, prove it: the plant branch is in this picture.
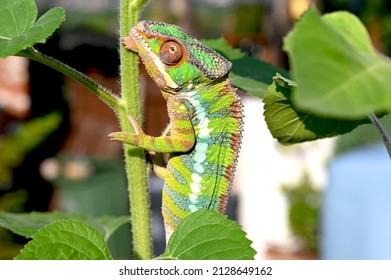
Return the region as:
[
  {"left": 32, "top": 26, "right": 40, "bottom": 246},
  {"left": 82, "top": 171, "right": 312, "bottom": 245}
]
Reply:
[
  {"left": 18, "top": 48, "right": 121, "bottom": 112},
  {"left": 120, "top": 0, "right": 152, "bottom": 260},
  {"left": 368, "top": 113, "right": 391, "bottom": 159}
]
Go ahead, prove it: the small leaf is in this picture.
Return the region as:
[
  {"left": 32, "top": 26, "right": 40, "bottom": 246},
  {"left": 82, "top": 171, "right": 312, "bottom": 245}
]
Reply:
[
  {"left": 263, "top": 74, "right": 370, "bottom": 143},
  {"left": 15, "top": 220, "right": 112, "bottom": 260},
  {"left": 284, "top": 8, "right": 391, "bottom": 118},
  {"left": 0, "top": 211, "right": 129, "bottom": 242},
  {"left": 0, "top": 0, "right": 65, "bottom": 57},
  {"left": 159, "top": 210, "right": 256, "bottom": 260},
  {"left": 204, "top": 38, "right": 289, "bottom": 98}
]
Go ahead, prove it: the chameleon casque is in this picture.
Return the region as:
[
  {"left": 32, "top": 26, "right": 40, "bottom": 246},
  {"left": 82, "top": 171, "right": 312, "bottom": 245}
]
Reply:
[{"left": 109, "top": 21, "right": 243, "bottom": 239}]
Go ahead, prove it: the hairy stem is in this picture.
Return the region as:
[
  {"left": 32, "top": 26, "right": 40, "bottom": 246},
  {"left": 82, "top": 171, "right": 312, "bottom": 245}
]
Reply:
[
  {"left": 18, "top": 48, "right": 121, "bottom": 111},
  {"left": 120, "top": 0, "right": 152, "bottom": 260},
  {"left": 368, "top": 113, "right": 391, "bottom": 159}
]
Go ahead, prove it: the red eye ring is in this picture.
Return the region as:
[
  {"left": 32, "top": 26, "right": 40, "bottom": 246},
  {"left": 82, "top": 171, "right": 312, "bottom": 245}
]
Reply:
[{"left": 160, "top": 41, "right": 183, "bottom": 65}]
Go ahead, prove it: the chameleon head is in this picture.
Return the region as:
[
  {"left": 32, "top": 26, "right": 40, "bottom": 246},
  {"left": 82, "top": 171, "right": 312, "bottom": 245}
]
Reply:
[{"left": 124, "top": 21, "right": 232, "bottom": 93}]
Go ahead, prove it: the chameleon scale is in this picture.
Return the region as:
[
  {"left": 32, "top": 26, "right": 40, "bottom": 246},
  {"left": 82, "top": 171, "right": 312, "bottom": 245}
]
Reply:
[{"left": 109, "top": 21, "right": 243, "bottom": 239}]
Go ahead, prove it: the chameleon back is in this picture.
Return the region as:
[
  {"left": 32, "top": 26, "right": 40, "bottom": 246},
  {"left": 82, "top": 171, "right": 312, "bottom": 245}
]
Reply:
[{"left": 162, "top": 80, "right": 242, "bottom": 236}]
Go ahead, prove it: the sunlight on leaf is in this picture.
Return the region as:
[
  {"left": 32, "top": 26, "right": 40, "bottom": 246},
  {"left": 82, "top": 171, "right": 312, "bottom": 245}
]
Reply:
[
  {"left": 284, "top": 8, "right": 391, "bottom": 119},
  {"left": 0, "top": 0, "right": 37, "bottom": 39},
  {"left": 0, "top": 0, "right": 65, "bottom": 57}
]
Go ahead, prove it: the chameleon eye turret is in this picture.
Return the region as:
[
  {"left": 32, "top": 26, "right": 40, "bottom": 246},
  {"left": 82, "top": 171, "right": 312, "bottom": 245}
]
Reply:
[
  {"left": 110, "top": 21, "right": 243, "bottom": 241},
  {"left": 160, "top": 41, "right": 183, "bottom": 65}
]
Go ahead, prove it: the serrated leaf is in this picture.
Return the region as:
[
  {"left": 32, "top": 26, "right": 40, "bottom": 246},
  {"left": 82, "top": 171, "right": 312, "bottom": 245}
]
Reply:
[
  {"left": 0, "top": 211, "right": 129, "bottom": 242},
  {"left": 159, "top": 210, "right": 256, "bottom": 260},
  {"left": 204, "top": 38, "right": 289, "bottom": 98},
  {"left": 284, "top": 8, "right": 391, "bottom": 119},
  {"left": 15, "top": 220, "right": 112, "bottom": 260},
  {"left": 263, "top": 74, "right": 370, "bottom": 144},
  {"left": 0, "top": 0, "right": 65, "bottom": 57}
]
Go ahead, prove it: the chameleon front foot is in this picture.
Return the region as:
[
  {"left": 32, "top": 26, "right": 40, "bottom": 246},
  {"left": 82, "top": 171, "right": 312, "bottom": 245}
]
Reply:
[{"left": 108, "top": 115, "right": 144, "bottom": 146}]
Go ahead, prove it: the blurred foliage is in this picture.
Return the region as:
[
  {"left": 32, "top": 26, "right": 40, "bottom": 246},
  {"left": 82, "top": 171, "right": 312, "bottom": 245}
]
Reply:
[
  {"left": 0, "top": 112, "right": 62, "bottom": 187},
  {"left": 281, "top": 175, "right": 322, "bottom": 253},
  {"left": 0, "top": 190, "right": 27, "bottom": 260},
  {"left": 204, "top": 38, "right": 288, "bottom": 99},
  {"left": 234, "top": 5, "right": 263, "bottom": 35},
  {"left": 60, "top": 11, "right": 118, "bottom": 36},
  {"left": 0, "top": 228, "right": 24, "bottom": 260},
  {"left": 0, "top": 190, "right": 28, "bottom": 212}
]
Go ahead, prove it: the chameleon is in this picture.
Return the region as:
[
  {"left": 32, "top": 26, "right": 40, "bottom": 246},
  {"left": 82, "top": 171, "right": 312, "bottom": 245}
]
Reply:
[{"left": 109, "top": 21, "right": 243, "bottom": 240}]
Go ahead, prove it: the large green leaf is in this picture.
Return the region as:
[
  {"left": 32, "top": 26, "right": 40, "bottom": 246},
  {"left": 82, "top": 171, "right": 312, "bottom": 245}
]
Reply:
[
  {"left": 159, "top": 210, "right": 256, "bottom": 260},
  {"left": 15, "top": 220, "right": 112, "bottom": 260},
  {"left": 204, "top": 38, "right": 289, "bottom": 98},
  {"left": 284, "top": 8, "right": 391, "bottom": 119},
  {"left": 0, "top": 0, "right": 65, "bottom": 57},
  {"left": 263, "top": 74, "right": 369, "bottom": 144},
  {"left": 0, "top": 211, "right": 129, "bottom": 242}
]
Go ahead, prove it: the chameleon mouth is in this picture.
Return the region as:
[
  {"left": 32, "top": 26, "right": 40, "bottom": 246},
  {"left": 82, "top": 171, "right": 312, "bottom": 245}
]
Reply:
[{"left": 123, "top": 25, "right": 143, "bottom": 52}]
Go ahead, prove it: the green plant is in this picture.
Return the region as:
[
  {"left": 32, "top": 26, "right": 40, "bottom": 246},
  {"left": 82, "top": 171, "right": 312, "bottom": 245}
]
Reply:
[
  {"left": 282, "top": 175, "right": 321, "bottom": 253},
  {"left": 264, "top": 8, "right": 391, "bottom": 152},
  {"left": 0, "top": 1, "right": 390, "bottom": 260}
]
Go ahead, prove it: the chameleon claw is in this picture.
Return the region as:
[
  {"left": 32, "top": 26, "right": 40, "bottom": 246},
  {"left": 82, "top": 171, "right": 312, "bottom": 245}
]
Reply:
[
  {"left": 108, "top": 131, "right": 138, "bottom": 145},
  {"left": 108, "top": 116, "right": 144, "bottom": 145},
  {"left": 108, "top": 132, "right": 129, "bottom": 142},
  {"left": 127, "top": 115, "right": 144, "bottom": 135}
]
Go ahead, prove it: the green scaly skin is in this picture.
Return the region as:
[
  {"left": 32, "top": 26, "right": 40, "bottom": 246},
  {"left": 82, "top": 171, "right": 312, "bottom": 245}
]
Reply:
[{"left": 109, "top": 21, "right": 243, "bottom": 240}]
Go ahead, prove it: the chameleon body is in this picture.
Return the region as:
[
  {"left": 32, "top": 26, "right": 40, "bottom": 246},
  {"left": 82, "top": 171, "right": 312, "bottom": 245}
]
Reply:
[{"left": 109, "top": 21, "right": 243, "bottom": 239}]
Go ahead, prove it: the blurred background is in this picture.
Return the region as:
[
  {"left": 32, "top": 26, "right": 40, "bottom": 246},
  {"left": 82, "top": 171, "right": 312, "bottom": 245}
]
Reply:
[{"left": 1, "top": 0, "right": 391, "bottom": 259}]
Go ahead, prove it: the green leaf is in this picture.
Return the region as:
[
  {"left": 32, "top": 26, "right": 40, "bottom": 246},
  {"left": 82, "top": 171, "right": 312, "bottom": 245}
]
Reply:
[
  {"left": 263, "top": 74, "right": 369, "bottom": 144},
  {"left": 204, "top": 38, "right": 289, "bottom": 98},
  {"left": 0, "top": 0, "right": 65, "bottom": 57},
  {"left": 284, "top": 8, "right": 391, "bottom": 119},
  {"left": 322, "top": 12, "right": 375, "bottom": 54},
  {"left": 0, "top": 211, "right": 129, "bottom": 242},
  {"left": 0, "top": 0, "right": 37, "bottom": 38},
  {"left": 15, "top": 220, "right": 112, "bottom": 260},
  {"left": 159, "top": 210, "right": 256, "bottom": 260}
]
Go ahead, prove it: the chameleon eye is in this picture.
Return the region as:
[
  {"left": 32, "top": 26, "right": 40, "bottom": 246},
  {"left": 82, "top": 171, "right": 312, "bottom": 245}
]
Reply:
[{"left": 160, "top": 41, "right": 183, "bottom": 65}]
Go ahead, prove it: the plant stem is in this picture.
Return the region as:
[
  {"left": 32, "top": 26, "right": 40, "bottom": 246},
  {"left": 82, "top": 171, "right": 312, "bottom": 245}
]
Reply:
[
  {"left": 368, "top": 113, "right": 391, "bottom": 159},
  {"left": 18, "top": 48, "right": 121, "bottom": 111},
  {"left": 120, "top": 0, "right": 152, "bottom": 260}
]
